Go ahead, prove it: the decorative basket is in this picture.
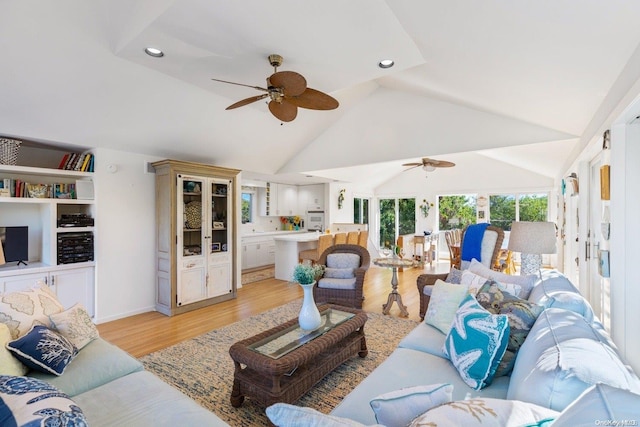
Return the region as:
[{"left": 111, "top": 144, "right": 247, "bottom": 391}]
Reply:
[{"left": 0, "top": 138, "right": 21, "bottom": 165}]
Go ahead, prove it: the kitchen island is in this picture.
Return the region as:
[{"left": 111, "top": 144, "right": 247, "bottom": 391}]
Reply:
[{"left": 273, "top": 232, "right": 320, "bottom": 280}]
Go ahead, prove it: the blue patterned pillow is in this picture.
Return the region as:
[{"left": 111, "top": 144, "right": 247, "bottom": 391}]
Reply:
[
  {"left": 0, "top": 375, "right": 87, "bottom": 427},
  {"left": 443, "top": 294, "right": 510, "bottom": 390},
  {"left": 7, "top": 325, "right": 78, "bottom": 376},
  {"left": 476, "top": 282, "right": 544, "bottom": 376}
]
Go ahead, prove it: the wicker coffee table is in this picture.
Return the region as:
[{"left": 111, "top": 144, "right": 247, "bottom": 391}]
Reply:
[{"left": 229, "top": 304, "right": 368, "bottom": 407}]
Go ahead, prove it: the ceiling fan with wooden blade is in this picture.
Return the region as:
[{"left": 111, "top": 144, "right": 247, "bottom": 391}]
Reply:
[
  {"left": 211, "top": 54, "right": 339, "bottom": 122},
  {"left": 402, "top": 157, "right": 456, "bottom": 172}
]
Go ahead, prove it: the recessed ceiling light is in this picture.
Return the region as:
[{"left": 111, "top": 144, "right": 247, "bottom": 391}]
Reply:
[
  {"left": 378, "top": 59, "right": 394, "bottom": 69},
  {"left": 144, "top": 47, "right": 164, "bottom": 58}
]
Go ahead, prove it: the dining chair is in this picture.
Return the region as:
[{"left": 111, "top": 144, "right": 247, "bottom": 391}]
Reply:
[
  {"left": 357, "top": 230, "right": 369, "bottom": 248},
  {"left": 299, "top": 234, "right": 334, "bottom": 265},
  {"left": 334, "top": 233, "right": 347, "bottom": 245},
  {"left": 346, "top": 231, "right": 359, "bottom": 245}
]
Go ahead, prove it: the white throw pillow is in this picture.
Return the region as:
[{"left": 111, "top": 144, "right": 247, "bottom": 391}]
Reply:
[
  {"left": 369, "top": 383, "right": 453, "bottom": 427},
  {"left": 408, "top": 398, "right": 559, "bottom": 427},
  {"left": 424, "top": 280, "right": 469, "bottom": 334},
  {"left": 266, "top": 403, "right": 383, "bottom": 427}
]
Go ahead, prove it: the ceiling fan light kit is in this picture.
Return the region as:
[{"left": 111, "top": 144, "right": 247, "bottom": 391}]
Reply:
[{"left": 211, "top": 54, "right": 339, "bottom": 122}]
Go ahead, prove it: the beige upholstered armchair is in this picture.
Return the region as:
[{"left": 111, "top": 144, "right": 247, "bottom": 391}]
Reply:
[
  {"left": 416, "top": 225, "right": 505, "bottom": 320},
  {"left": 313, "top": 244, "right": 370, "bottom": 309}
]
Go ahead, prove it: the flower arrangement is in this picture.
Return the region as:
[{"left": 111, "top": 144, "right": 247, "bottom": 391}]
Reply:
[
  {"left": 419, "top": 199, "right": 433, "bottom": 218},
  {"left": 292, "top": 263, "right": 325, "bottom": 285},
  {"left": 338, "top": 189, "right": 346, "bottom": 209}
]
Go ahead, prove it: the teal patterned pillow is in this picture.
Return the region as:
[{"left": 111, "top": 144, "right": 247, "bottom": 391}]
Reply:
[
  {"left": 476, "top": 282, "right": 544, "bottom": 376},
  {"left": 443, "top": 295, "right": 510, "bottom": 390}
]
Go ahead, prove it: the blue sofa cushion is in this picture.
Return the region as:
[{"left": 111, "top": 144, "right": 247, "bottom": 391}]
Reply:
[
  {"left": 7, "top": 325, "right": 77, "bottom": 376},
  {"left": 508, "top": 308, "right": 640, "bottom": 411},
  {"left": 552, "top": 384, "right": 640, "bottom": 426},
  {"left": 0, "top": 375, "right": 87, "bottom": 427},
  {"left": 476, "top": 282, "right": 544, "bottom": 376},
  {"left": 29, "top": 338, "right": 144, "bottom": 397},
  {"left": 443, "top": 295, "right": 510, "bottom": 390}
]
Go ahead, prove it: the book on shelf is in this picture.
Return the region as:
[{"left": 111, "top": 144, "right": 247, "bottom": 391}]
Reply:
[{"left": 57, "top": 152, "right": 95, "bottom": 172}]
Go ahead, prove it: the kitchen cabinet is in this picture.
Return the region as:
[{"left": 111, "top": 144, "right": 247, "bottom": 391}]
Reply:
[
  {"left": 298, "top": 184, "right": 325, "bottom": 211},
  {"left": 258, "top": 183, "right": 298, "bottom": 216},
  {"left": 277, "top": 184, "right": 297, "bottom": 216},
  {"left": 152, "top": 159, "right": 240, "bottom": 316},
  {"left": 242, "top": 237, "right": 275, "bottom": 270}
]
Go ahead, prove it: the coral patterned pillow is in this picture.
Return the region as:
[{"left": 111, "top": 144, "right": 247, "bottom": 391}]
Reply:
[
  {"left": 409, "top": 398, "right": 559, "bottom": 426},
  {"left": 0, "top": 285, "right": 65, "bottom": 339},
  {"left": 50, "top": 304, "right": 99, "bottom": 350}
]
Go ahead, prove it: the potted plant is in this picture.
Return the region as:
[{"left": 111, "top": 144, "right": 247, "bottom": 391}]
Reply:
[{"left": 292, "top": 263, "right": 325, "bottom": 330}]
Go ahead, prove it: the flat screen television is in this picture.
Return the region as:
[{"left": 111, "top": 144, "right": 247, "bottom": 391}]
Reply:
[{"left": 0, "top": 226, "right": 28, "bottom": 265}]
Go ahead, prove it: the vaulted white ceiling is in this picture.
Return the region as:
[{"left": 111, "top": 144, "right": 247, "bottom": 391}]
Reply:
[{"left": 1, "top": 1, "right": 640, "bottom": 187}]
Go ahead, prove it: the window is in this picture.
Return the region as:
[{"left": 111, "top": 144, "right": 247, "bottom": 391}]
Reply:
[
  {"left": 354, "top": 197, "right": 369, "bottom": 225},
  {"left": 489, "top": 193, "right": 548, "bottom": 231},
  {"left": 241, "top": 192, "right": 253, "bottom": 224},
  {"left": 489, "top": 195, "right": 515, "bottom": 231},
  {"left": 438, "top": 195, "right": 477, "bottom": 230},
  {"left": 379, "top": 198, "right": 415, "bottom": 247}
]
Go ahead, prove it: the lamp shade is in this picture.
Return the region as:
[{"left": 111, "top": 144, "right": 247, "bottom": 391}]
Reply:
[{"left": 508, "top": 221, "right": 557, "bottom": 254}]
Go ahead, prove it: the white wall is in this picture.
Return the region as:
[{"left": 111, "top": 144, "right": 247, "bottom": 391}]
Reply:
[
  {"left": 93, "top": 148, "right": 162, "bottom": 322},
  {"left": 611, "top": 120, "right": 640, "bottom": 372}
]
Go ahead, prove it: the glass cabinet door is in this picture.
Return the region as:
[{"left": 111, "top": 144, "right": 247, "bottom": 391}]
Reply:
[
  {"left": 179, "top": 175, "right": 205, "bottom": 258},
  {"left": 209, "top": 179, "right": 230, "bottom": 256}
]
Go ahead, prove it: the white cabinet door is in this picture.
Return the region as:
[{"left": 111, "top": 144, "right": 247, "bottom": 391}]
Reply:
[
  {"left": 0, "top": 272, "right": 48, "bottom": 294},
  {"left": 51, "top": 266, "right": 95, "bottom": 316},
  {"left": 208, "top": 262, "right": 231, "bottom": 298},
  {"left": 299, "top": 184, "right": 324, "bottom": 211},
  {"left": 277, "top": 184, "right": 298, "bottom": 216},
  {"left": 178, "top": 259, "right": 207, "bottom": 306}
]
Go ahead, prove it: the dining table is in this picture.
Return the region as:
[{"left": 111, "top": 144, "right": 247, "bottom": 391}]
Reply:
[{"left": 372, "top": 256, "right": 416, "bottom": 317}]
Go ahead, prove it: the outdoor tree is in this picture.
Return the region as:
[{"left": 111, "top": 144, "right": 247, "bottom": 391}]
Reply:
[{"left": 438, "top": 195, "right": 476, "bottom": 230}]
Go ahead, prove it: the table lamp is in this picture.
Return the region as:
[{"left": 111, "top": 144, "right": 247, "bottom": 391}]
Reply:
[{"left": 507, "top": 221, "right": 556, "bottom": 275}]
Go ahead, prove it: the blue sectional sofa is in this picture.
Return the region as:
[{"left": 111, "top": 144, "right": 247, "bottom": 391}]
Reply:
[{"left": 267, "top": 269, "right": 640, "bottom": 426}]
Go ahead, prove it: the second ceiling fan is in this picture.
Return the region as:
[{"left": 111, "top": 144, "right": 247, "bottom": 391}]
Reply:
[
  {"left": 402, "top": 157, "right": 456, "bottom": 173},
  {"left": 211, "top": 54, "right": 339, "bottom": 122}
]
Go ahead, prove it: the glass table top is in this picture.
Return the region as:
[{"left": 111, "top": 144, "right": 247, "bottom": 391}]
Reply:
[{"left": 248, "top": 308, "right": 355, "bottom": 359}]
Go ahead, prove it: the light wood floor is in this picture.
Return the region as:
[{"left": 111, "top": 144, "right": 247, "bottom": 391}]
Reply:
[{"left": 97, "top": 261, "right": 451, "bottom": 358}]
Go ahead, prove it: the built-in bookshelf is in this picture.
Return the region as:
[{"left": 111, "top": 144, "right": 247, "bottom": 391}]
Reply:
[{"left": 0, "top": 161, "right": 96, "bottom": 316}]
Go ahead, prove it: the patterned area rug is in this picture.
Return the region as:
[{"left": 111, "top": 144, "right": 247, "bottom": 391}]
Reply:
[
  {"left": 241, "top": 266, "right": 275, "bottom": 285},
  {"left": 140, "top": 300, "right": 419, "bottom": 426}
]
